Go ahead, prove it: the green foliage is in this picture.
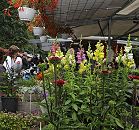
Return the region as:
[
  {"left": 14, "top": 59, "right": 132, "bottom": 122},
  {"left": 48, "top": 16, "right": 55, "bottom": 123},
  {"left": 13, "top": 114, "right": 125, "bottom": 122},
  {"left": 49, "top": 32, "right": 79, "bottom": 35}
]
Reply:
[
  {"left": 35, "top": 42, "right": 137, "bottom": 129},
  {"left": 40, "top": 63, "right": 134, "bottom": 129},
  {"left": 0, "top": 112, "right": 40, "bottom": 130},
  {"left": 0, "top": 72, "right": 18, "bottom": 97},
  {"left": 0, "top": 0, "right": 29, "bottom": 48},
  {"left": 129, "top": 69, "right": 139, "bottom": 76},
  {"left": 17, "top": 78, "right": 37, "bottom": 87}
]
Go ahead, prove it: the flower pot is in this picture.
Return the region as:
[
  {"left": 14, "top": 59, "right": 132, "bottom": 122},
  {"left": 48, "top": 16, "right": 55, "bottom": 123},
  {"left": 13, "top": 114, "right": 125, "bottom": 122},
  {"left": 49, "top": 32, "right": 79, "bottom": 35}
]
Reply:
[
  {"left": 1, "top": 97, "right": 18, "bottom": 113},
  {"left": 128, "top": 53, "right": 133, "bottom": 59},
  {"left": 18, "top": 102, "right": 41, "bottom": 113},
  {"left": 33, "top": 27, "right": 43, "bottom": 36},
  {"left": 40, "top": 36, "right": 47, "bottom": 42},
  {"left": 18, "top": 7, "right": 36, "bottom": 21},
  {"left": 61, "top": 33, "right": 69, "bottom": 39}
]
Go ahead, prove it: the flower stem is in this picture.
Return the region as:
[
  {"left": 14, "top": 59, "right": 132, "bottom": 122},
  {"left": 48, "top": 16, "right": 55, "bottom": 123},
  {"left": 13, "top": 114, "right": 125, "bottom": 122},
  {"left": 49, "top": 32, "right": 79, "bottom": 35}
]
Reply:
[
  {"left": 42, "top": 71, "right": 51, "bottom": 121},
  {"left": 54, "top": 64, "right": 57, "bottom": 107}
]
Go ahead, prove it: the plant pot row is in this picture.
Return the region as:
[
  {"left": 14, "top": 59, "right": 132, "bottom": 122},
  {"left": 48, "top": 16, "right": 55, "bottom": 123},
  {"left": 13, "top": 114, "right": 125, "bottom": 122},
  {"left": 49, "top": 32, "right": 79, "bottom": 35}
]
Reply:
[{"left": 0, "top": 97, "right": 41, "bottom": 113}]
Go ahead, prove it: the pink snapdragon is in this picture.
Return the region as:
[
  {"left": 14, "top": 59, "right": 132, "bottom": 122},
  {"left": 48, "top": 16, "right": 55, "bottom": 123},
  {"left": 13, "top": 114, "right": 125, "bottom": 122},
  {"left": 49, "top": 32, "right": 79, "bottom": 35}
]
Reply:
[{"left": 76, "top": 48, "right": 86, "bottom": 63}]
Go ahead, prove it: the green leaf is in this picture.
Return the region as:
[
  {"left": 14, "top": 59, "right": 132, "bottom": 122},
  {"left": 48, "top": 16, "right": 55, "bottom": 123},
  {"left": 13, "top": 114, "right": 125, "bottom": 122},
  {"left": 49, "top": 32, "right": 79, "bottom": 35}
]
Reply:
[
  {"left": 65, "top": 100, "right": 71, "bottom": 105},
  {"left": 72, "top": 104, "right": 78, "bottom": 111},
  {"left": 115, "top": 119, "right": 124, "bottom": 129},
  {"left": 72, "top": 112, "right": 77, "bottom": 121},
  {"left": 70, "top": 93, "right": 76, "bottom": 100},
  {"left": 76, "top": 99, "right": 83, "bottom": 103},
  {"left": 81, "top": 104, "right": 87, "bottom": 109}
]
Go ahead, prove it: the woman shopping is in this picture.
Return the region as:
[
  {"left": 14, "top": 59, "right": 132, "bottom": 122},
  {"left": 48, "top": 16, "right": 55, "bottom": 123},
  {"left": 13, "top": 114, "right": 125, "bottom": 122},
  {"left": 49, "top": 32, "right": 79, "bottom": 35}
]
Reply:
[{"left": 3, "top": 45, "right": 23, "bottom": 78}]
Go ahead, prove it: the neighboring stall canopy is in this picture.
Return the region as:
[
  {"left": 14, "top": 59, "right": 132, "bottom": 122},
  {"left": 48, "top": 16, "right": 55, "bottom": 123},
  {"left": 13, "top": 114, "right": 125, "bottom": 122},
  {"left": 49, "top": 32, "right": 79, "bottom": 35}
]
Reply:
[{"left": 49, "top": 0, "right": 139, "bottom": 38}]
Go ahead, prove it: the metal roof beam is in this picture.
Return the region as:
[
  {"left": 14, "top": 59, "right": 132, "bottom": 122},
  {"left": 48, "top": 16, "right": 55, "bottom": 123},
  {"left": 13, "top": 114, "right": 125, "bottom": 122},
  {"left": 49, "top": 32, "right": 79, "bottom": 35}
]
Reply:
[{"left": 97, "top": 0, "right": 133, "bottom": 36}]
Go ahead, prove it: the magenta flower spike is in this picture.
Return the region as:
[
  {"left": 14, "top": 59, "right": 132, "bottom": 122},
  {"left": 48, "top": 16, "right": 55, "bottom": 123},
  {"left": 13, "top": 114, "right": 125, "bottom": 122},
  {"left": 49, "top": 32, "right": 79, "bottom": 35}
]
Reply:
[{"left": 76, "top": 48, "right": 86, "bottom": 63}]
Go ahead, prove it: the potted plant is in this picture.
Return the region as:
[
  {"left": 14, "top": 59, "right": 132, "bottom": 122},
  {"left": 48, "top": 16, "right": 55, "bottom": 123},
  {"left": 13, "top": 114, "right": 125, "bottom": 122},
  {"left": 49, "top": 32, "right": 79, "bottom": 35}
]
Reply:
[
  {"left": 18, "top": 6, "right": 36, "bottom": 21},
  {"left": 40, "top": 28, "right": 48, "bottom": 42},
  {"left": 10, "top": 0, "right": 37, "bottom": 21},
  {"left": 10, "top": 0, "right": 58, "bottom": 11},
  {"left": 27, "top": 14, "right": 44, "bottom": 35},
  {"left": 9, "top": 0, "right": 59, "bottom": 21},
  {"left": 17, "top": 77, "right": 44, "bottom": 113},
  {"left": 0, "top": 77, "right": 19, "bottom": 113}
]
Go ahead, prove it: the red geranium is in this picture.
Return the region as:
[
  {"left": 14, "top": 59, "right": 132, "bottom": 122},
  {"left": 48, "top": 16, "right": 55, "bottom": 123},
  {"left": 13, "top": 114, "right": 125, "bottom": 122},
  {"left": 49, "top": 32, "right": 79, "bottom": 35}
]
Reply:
[
  {"left": 49, "top": 56, "right": 61, "bottom": 64},
  {"left": 53, "top": 79, "right": 65, "bottom": 87},
  {"left": 128, "top": 75, "right": 139, "bottom": 80}
]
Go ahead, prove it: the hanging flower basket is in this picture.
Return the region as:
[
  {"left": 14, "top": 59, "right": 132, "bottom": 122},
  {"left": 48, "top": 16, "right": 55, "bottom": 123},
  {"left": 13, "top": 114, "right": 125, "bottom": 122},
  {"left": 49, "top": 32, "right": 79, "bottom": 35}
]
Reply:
[
  {"left": 18, "top": 7, "right": 36, "bottom": 21},
  {"left": 40, "top": 36, "right": 47, "bottom": 42},
  {"left": 33, "top": 27, "right": 43, "bottom": 36},
  {"left": 61, "top": 33, "right": 69, "bottom": 39}
]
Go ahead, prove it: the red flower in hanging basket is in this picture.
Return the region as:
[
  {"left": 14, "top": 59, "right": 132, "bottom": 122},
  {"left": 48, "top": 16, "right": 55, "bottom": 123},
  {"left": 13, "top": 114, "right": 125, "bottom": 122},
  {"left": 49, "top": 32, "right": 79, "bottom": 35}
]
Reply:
[
  {"left": 48, "top": 56, "right": 62, "bottom": 64},
  {"left": 3, "top": 9, "right": 11, "bottom": 16},
  {"left": 46, "top": 0, "right": 59, "bottom": 11},
  {"left": 53, "top": 79, "right": 66, "bottom": 87},
  {"left": 10, "top": 0, "right": 58, "bottom": 11}
]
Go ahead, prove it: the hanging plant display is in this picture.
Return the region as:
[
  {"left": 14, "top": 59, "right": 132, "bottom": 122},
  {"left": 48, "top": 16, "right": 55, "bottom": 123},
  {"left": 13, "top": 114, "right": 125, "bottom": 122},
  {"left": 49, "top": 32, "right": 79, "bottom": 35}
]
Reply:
[
  {"left": 27, "top": 14, "right": 43, "bottom": 31},
  {"left": 8, "top": 0, "right": 58, "bottom": 12}
]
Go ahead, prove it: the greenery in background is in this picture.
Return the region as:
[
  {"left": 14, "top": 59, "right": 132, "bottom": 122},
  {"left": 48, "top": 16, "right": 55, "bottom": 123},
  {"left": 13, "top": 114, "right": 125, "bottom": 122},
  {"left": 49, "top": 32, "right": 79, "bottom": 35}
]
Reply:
[
  {"left": 0, "top": 0, "right": 49, "bottom": 57},
  {"left": 0, "top": 0, "right": 30, "bottom": 48},
  {"left": 0, "top": 112, "right": 41, "bottom": 130},
  {"left": 129, "top": 69, "right": 139, "bottom": 76},
  {"left": 0, "top": 73, "right": 20, "bottom": 97},
  {"left": 17, "top": 77, "right": 37, "bottom": 87}
]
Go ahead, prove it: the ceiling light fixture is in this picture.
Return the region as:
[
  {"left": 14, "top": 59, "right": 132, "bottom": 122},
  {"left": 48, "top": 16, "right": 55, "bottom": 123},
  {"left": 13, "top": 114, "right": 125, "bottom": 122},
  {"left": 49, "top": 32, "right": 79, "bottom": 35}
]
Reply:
[{"left": 117, "top": 0, "right": 139, "bottom": 15}]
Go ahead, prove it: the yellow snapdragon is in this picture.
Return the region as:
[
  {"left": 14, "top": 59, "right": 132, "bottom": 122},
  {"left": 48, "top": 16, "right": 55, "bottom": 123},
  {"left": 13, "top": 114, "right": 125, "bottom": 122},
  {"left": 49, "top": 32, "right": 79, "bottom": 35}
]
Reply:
[
  {"left": 78, "top": 60, "right": 87, "bottom": 74},
  {"left": 93, "top": 41, "right": 104, "bottom": 64}
]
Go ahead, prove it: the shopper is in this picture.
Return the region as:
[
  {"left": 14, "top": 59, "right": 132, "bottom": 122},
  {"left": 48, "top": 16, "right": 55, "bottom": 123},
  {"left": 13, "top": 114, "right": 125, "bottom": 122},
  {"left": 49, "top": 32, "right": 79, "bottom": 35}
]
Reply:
[
  {"left": 0, "top": 48, "right": 6, "bottom": 81},
  {"left": 3, "top": 45, "right": 23, "bottom": 78}
]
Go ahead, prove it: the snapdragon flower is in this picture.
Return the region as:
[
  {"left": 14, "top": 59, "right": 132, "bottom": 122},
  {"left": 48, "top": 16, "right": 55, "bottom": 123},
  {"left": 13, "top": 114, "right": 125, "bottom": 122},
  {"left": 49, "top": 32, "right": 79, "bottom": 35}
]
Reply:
[{"left": 76, "top": 48, "right": 86, "bottom": 63}]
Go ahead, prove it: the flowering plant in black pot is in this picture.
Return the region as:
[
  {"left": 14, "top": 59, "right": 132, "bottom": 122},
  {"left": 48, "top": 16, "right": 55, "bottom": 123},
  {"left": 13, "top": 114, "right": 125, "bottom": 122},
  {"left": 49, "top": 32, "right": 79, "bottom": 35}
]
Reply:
[{"left": 0, "top": 73, "right": 19, "bottom": 113}]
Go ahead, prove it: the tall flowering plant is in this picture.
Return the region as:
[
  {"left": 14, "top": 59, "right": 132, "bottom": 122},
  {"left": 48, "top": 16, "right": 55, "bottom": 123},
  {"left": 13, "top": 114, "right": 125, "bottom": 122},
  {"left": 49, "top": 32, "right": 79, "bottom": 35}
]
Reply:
[
  {"left": 93, "top": 41, "right": 105, "bottom": 66},
  {"left": 37, "top": 41, "right": 67, "bottom": 129},
  {"left": 76, "top": 48, "right": 87, "bottom": 74},
  {"left": 124, "top": 34, "right": 132, "bottom": 53},
  {"left": 37, "top": 37, "right": 136, "bottom": 129}
]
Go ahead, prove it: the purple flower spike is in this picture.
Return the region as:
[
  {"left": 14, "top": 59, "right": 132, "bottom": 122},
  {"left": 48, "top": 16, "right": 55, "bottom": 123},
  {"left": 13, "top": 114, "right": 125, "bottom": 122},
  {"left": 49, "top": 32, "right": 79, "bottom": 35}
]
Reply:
[{"left": 76, "top": 48, "right": 86, "bottom": 63}]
